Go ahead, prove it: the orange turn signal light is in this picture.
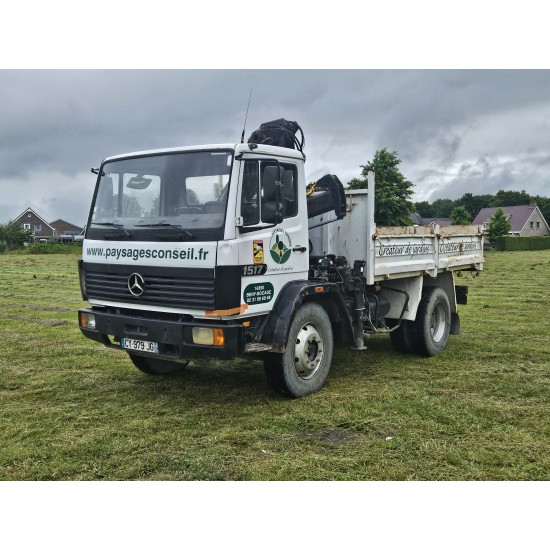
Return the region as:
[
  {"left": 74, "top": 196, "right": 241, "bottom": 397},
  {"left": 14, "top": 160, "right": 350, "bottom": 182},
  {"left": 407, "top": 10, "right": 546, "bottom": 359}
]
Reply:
[
  {"left": 213, "top": 328, "right": 225, "bottom": 347},
  {"left": 79, "top": 311, "right": 96, "bottom": 329}
]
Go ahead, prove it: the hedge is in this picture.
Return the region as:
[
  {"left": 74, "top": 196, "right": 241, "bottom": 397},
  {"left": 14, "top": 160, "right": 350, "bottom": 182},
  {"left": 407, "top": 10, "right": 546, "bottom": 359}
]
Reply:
[
  {"left": 8, "top": 242, "right": 83, "bottom": 255},
  {"left": 493, "top": 236, "right": 550, "bottom": 251}
]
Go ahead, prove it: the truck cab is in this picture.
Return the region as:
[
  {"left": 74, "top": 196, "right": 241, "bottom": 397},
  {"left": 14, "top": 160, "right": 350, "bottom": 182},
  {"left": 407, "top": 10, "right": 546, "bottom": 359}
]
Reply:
[{"left": 79, "top": 143, "right": 317, "bottom": 382}]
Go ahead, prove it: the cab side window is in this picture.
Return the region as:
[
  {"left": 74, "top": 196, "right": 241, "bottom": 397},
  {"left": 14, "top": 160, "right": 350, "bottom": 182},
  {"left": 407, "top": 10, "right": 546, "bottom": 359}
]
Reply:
[
  {"left": 282, "top": 165, "right": 297, "bottom": 218},
  {"left": 241, "top": 161, "right": 260, "bottom": 226}
]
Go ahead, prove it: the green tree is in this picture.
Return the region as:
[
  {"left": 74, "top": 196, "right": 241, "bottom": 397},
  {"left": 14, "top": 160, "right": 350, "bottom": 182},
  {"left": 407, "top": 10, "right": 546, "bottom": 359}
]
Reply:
[
  {"left": 450, "top": 205, "right": 472, "bottom": 225},
  {"left": 347, "top": 148, "right": 414, "bottom": 226},
  {"left": 491, "top": 189, "right": 531, "bottom": 207},
  {"left": 0, "top": 222, "right": 32, "bottom": 251},
  {"left": 487, "top": 207, "right": 511, "bottom": 242},
  {"left": 455, "top": 193, "right": 493, "bottom": 218},
  {"left": 430, "top": 198, "right": 456, "bottom": 218},
  {"left": 414, "top": 200, "right": 433, "bottom": 218}
]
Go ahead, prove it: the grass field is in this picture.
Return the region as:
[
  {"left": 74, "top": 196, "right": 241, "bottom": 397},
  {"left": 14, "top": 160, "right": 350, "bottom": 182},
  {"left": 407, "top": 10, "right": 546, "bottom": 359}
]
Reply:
[{"left": 1, "top": 250, "right": 549, "bottom": 480}]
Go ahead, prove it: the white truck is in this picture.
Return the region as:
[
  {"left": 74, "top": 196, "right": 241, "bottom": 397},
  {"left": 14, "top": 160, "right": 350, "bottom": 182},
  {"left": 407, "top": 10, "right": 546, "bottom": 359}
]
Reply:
[{"left": 78, "top": 134, "right": 484, "bottom": 397}]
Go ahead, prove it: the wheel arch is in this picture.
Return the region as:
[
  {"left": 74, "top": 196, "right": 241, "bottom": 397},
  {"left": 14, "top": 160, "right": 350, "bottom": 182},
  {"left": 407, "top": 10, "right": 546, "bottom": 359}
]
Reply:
[
  {"left": 422, "top": 271, "right": 457, "bottom": 314},
  {"left": 259, "top": 280, "right": 354, "bottom": 352}
]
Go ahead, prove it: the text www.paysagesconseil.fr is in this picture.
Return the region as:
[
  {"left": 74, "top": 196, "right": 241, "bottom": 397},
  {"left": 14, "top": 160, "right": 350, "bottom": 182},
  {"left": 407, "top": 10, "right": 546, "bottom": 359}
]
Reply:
[{"left": 86, "top": 246, "right": 211, "bottom": 261}]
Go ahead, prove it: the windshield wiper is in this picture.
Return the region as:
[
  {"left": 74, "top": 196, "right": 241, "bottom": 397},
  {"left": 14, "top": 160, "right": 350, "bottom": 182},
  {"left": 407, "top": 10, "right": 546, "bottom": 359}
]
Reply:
[
  {"left": 91, "top": 222, "right": 131, "bottom": 237},
  {"left": 134, "top": 223, "right": 195, "bottom": 240}
]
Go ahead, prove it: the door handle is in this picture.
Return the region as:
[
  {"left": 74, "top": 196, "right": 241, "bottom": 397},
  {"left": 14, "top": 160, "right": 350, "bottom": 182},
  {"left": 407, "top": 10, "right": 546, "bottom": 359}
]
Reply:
[{"left": 292, "top": 246, "right": 307, "bottom": 252}]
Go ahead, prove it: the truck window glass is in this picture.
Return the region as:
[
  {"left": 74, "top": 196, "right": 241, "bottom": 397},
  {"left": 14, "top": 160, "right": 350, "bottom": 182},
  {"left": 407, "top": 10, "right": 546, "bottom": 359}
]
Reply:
[
  {"left": 241, "top": 161, "right": 259, "bottom": 226},
  {"left": 241, "top": 161, "right": 298, "bottom": 226},
  {"left": 113, "top": 173, "right": 161, "bottom": 217},
  {"left": 88, "top": 150, "right": 233, "bottom": 241},
  {"left": 282, "top": 165, "right": 298, "bottom": 218},
  {"left": 185, "top": 175, "right": 229, "bottom": 211}
]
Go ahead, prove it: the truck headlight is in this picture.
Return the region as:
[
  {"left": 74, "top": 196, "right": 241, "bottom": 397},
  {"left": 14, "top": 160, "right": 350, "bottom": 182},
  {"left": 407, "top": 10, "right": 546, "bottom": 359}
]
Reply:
[
  {"left": 192, "top": 327, "right": 224, "bottom": 346},
  {"left": 79, "top": 311, "right": 96, "bottom": 329}
]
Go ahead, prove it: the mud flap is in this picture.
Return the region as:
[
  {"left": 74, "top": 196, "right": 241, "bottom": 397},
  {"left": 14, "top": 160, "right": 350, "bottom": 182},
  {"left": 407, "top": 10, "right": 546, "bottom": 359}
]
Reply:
[{"left": 450, "top": 312, "right": 460, "bottom": 335}]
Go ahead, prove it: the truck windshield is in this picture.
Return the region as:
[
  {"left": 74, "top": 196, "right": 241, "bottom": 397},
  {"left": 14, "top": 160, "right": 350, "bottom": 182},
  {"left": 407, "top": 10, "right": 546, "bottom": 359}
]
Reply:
[{"left": 87, "top": 150, "right": 233, "bottom": 241}]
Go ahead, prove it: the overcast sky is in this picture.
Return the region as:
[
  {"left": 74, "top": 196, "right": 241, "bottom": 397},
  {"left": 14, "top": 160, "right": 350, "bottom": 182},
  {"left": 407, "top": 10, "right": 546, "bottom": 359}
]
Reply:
[{"left": 1, "top": 69, "right": 549, "bottom": 226}]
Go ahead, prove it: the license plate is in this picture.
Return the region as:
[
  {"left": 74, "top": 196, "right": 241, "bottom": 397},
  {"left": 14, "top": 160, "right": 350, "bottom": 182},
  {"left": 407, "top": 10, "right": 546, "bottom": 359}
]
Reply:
[{"left": 121, "top": 338, "right": 159, "bottom": 354}]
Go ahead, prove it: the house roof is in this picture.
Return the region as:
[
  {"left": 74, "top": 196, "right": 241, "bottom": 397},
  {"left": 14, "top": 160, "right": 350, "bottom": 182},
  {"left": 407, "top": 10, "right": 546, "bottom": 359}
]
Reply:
[
  {"left": 472, "top": 205, "right": 542, "bottom": 232},
  {"left": 410, "top": 213, "right": 452, "bottom": 227},
  {"left": 12, "top": 207, "right": 55, "bottom": 230},
  {"left": 410, "top": 212, "right": 424, "bottom": 225},
  {"left": 424, "top": 217, "right": 452, "bottom": 227},
  {"left": 50, "top": 219, "right": 83, "bottom": 231}
]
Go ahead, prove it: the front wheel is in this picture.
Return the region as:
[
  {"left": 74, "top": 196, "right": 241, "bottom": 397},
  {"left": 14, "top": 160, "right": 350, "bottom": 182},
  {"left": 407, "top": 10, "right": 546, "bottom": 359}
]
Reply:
[
  {"left": 128, "top": 353, "right": 189, "bottom": 375},
  {"left": 411, "top": 287, "right": 451, "bottom": 356},
  {"left": 264, "top": 303, "right": 334, "bottom": 398}
]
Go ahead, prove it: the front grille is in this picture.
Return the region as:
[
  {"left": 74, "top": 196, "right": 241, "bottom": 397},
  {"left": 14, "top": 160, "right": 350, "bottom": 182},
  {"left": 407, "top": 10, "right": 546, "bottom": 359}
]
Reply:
[{"left": 85, "top": 269, "right": 215, "bottom": 310}]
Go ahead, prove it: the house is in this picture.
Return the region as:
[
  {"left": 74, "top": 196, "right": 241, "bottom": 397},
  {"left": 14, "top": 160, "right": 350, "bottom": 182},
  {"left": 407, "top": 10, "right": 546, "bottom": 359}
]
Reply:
[
  {"left": 472, "top": 204, "right": 550, "bottom": 237},
  {"left": 13, "top": 207, "right": 56, "bottom": 239},
  {"left": 410, "top": 213, "right": 452, "bottom": 227},
  {"left": 50, "top": 219, "right": 84, "bottom": 239},
  {"left": 12, "top": 208, "right": 83, "bottom": 242}
]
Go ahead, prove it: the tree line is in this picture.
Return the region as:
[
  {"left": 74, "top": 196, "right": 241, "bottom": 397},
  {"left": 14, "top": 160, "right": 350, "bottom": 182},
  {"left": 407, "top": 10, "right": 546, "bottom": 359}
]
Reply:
[{"left": 415, "top": 190, "right": 550, "bottom": 225}]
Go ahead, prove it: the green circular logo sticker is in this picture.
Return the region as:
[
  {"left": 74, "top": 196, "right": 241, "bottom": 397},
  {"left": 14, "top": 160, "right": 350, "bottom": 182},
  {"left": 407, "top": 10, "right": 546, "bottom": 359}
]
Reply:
[{"left": 270, "top": 230, "right": 292, "bottom": 264}]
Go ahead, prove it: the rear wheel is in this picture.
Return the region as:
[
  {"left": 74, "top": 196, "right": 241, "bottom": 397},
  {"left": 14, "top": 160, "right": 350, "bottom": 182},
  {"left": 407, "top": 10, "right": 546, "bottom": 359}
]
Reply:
[
  {"left": 264, "top": 303, "right": 333, "bottom": 398},
  {"left": 128, "top": 353, "right": 189, "bottom": 375},
  {"left": 411, "top": 287, "right": 451, "bottom": 356}
]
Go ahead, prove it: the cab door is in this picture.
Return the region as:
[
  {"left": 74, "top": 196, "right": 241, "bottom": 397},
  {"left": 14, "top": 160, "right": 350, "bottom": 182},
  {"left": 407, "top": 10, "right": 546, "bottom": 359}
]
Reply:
[{"left": 236, "top": 157, "right": 308, "bottom": 316}]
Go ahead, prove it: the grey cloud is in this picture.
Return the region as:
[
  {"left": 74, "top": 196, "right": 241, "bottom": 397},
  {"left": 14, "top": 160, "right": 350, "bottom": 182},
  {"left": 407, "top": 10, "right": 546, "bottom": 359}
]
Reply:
[
  {"left": 458, "top": 157, "right": 492, "bottom": 179},
  {"left": 1, "top": 70, "right": 550, "bottom": 224}
]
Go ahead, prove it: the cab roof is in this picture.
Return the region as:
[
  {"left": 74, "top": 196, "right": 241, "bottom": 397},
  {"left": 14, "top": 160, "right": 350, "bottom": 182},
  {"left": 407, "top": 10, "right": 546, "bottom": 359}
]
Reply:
[{"left": 103, "top": 143, "right": 306, "bottom": 163}]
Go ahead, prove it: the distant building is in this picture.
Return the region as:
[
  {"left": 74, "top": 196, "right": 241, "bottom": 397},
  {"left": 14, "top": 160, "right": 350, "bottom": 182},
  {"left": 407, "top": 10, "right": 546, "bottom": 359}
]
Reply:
[
  {"left": 12, "top": 208, "right": 83, "bottom": 242},
  {"left": 410, "top": 213, "right": 452, "bottom": 227},
  {"left": 50, "top": 219, "right": 84, "bottom": 239},
  {"left": 12, "top": 207, "right": 55, "bottom": 240},
  {"left": 472, "top": 204, "right": 550, "bottom": 237}
]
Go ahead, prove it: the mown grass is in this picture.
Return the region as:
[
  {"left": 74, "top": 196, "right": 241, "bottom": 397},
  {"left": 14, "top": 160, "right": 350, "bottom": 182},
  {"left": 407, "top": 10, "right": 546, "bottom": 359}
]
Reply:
[{"left": 1, "top": 251, "right": 549, "bottom": 480}]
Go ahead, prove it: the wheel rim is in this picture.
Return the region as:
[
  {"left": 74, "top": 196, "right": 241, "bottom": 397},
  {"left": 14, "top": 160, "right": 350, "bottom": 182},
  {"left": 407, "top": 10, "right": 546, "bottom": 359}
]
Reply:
[
  {"left": 430, "top": 302, "right": 446, "bottom": 342},
  {"left": 293, "top": 322, "right": 324, "bottom": 380}
]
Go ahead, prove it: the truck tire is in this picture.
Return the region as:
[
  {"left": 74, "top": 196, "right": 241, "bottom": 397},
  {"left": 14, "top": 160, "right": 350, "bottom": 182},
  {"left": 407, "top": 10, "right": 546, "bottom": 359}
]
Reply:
[
  {"left": 411, "top": 287, "right": 451, "bottom": 356},
  {"left": 128, "top": 353, "right": 189, "bottom": 375},
  {"left": 263, "top": 303, "right": 333, "bottom": 398},
  {"left": 389, "top": 319, "right": 416, "bottom": 354}
]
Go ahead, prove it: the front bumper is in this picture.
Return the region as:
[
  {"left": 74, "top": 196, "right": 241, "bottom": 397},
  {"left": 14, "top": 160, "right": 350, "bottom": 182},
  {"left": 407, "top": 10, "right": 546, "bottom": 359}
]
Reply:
[{"left": 78, "top": 308, "right": 245, "bottom": 360}]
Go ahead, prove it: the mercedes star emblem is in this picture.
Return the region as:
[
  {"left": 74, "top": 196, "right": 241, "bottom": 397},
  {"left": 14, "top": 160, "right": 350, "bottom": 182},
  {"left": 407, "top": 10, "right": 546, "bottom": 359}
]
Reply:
[{"left": 128, "top": 273, "right": 145, "bottom": 297}]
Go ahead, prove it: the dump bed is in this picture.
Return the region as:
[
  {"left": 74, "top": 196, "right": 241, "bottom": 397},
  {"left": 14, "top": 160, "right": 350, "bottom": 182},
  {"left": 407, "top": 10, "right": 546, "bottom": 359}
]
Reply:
[
  {"left": 373, "top": 223, "right": 484, "bottom": 282},
  {"left": 309, "top": 185, "right": 484, "bottom": 284}
]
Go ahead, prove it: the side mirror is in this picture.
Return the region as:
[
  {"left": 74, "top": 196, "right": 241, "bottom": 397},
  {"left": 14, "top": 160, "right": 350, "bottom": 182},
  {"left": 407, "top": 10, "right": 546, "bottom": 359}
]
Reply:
[{"left": 261, "top": 163, "right": 284, "bottom": 225}]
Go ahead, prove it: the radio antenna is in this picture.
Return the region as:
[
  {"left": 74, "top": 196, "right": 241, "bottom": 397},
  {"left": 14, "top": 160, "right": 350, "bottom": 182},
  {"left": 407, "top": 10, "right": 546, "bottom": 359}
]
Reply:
[{"left": 240, "top": 88, "right": 253, "bottom": 143}]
